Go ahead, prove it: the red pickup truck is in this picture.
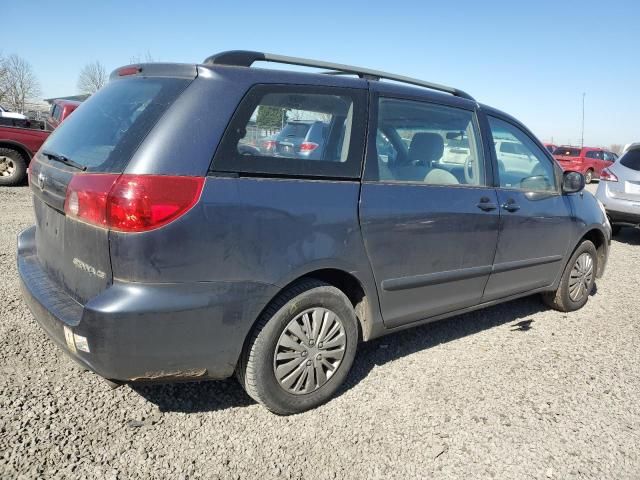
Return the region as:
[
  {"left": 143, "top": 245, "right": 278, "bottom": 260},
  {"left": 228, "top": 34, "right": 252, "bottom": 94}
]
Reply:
[
  {"left": 0, "top": 102, "right": 79, "bottom": 186},
  {"left": 553, "top": 146, "right": 618, "bottom": 184}
]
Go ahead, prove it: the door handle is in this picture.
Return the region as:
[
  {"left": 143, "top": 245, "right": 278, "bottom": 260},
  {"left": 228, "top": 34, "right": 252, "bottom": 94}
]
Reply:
[
  {"left": 501, "top": 200, "right": 520, "bottom": 212},
  {"left": 477, "top": 197, "right": 498, "bottom": 211}
]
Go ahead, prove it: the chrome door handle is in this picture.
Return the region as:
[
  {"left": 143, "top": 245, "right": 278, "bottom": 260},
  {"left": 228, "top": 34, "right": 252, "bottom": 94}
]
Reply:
[{"left": 501, "top": 201, "right": 520, "bottom": 212}]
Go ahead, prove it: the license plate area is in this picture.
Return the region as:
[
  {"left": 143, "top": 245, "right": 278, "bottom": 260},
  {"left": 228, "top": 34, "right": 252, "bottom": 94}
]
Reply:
[{"left": 625, "top": 181, "right": 640, "bottom": 195}]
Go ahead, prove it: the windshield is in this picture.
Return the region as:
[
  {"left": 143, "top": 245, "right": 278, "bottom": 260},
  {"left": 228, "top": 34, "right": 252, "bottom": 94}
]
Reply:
[{"left": 41, "top": 77, "right": 190, "bottom": 172}]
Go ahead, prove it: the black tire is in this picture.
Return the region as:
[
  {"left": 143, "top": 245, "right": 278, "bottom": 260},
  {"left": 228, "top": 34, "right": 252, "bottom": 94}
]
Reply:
[
  {"left": 542, "top": 240, "right": 597, "bottom": 312},
  {"left": 611, "top": 224, "right": 622, "bottom": 236},
  {"left": 237, "top": 279, "right": 358, "bottom": 415},
  {"left": 0, "top": 147, "right": 28, "bottom": 186},
  {"left": 584, "top": 169, "right": 594, "bottom": 184}
]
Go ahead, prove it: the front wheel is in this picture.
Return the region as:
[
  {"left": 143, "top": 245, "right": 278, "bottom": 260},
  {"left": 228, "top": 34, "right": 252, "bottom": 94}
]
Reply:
[
  {"left": 237, "top": 279, "right": 358, "bottom": 415},
  {"left": 542, "top": 240, "right": 597, "bottom": 312}
]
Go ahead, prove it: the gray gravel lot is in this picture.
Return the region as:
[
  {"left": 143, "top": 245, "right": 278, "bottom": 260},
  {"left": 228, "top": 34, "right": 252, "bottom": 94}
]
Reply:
[{"left": 1, "top": 184, "right": 640, "bottom": 479}]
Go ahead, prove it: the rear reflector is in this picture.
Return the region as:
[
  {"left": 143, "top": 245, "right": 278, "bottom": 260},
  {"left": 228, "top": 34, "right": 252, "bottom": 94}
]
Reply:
[
  {"left": 64, "top": 174, "right": 204, "bottom": 232},
  {"left": 599, "top": 168, "right": 618, "bottom": 182}
]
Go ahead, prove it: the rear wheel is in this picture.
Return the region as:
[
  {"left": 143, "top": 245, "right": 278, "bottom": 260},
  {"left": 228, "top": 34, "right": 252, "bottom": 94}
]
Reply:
[
  {"left": 0, "top": 148, "right": 27, "bottom": 186},
  {"left": 542, "top": 240, "right": 597, "bottom": 312},
  {"left": 237, "top": 279, "right": 358, "bottom": 415},
  {"left": 584, "top": 169, "right": 594, "bottom": 184}
]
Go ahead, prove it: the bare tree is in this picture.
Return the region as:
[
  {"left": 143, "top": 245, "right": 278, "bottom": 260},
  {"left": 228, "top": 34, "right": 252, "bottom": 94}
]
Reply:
[
  {"left": 0, "top": 54, "right": 41, "bottom": 113},
  {"left": 0, "top": 52, "right": 8, "bottom": 104},
  {"left": 77, "top": 61, "right": 107, "bottom": 95},
  {"left": 129, "top": 50, "right": 155, "bottom": 64}
]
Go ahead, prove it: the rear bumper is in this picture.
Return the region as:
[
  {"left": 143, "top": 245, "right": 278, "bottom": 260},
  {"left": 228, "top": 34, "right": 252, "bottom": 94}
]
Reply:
[
  {"left": 17, "top": 225, "right": 278, "bottom": 382},
  {"left": 596, "top": 185, "right": 640, "bottom": 226},
  {"left": 607, "top": 209, "right": 640, "bottom": 226}
]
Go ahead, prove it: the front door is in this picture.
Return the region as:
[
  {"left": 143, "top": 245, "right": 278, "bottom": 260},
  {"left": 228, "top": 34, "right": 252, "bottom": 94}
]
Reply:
[
  {"left": 359, "top": 96, "right": 500, "bottom": 328},
  {"left": 482, "top": 115, "right": 574, "bottom": 300}
]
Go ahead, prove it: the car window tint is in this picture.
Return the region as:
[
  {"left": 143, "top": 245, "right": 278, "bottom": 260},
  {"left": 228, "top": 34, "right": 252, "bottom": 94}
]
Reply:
[
  {"left": 373, "top": 98, "right": 485, "bottom": 186},
  {"left": 555, "top": 147, "right": 581, "bottom": 156},
  {"left": 237, "top": 93, "right": 351, "bottom": 163},
  {"left": 488, "top": 116, "right": 556, "bottom": 192},
  {"left": 620, "top": 149, "right": 640, "bottom": 171},
  {"left": 41, "top": 77, "right": 190, "bottom": 173},
  {"left": 213, "top": 85, "right": 366, "bottom": 179}
]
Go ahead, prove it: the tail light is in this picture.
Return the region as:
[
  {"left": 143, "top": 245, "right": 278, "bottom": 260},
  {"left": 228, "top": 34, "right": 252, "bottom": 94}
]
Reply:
[
  {"left": 299, "top": 142, "right": 319, "bottom": 153},
  {"left": 118, "top": 66, "right": 142, "bottom": 76},
  {"left": 599, "top": 168, "right": 618, "bottom": 182},
  {"left": 64, "top": 174, "right": 204, "bottom": 232},
  {"left": 263, "top": 140, "right": 276, "bottom": 151}
]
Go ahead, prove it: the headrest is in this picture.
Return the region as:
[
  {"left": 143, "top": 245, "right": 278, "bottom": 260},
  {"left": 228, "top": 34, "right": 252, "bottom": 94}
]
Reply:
[{"left": 408, "top": 133, "right": 444, "bottom": 162}]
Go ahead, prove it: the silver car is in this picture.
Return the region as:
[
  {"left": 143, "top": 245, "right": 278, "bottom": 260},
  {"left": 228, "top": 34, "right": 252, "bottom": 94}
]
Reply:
[{"left": 596, "top": 145, "right": 640, "bottom": 234}]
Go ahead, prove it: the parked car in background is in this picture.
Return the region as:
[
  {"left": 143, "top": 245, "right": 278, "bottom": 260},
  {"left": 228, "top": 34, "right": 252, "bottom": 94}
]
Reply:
[
  {"left": 623, "top": 143, "right": 640, "bottom": 155},
  {"left": 494, "top": 139, "right": 537, "bottom": 178},
  {"left": 18, "top": 51, "right": 610, "bottom": 415},
  {"left": 553, "top": 146, "right": 616, "bottom": 183},
  {"left": 0, "top": 121, "right": 50, "bottom": 186},
  {"left": 272, "top": 120, "right": 329, "bottom": 160},
  {"left": 544, "top": 143, "right": 557, "bottom": 154},
  {"left": 595, "top": 145, "right": 640, "bottom": 234},
  {"left": 46, "top": 99, "right": 81, "bottom": 129},
  {"left": 0, "top": 105, "right": 27, "bottom": 120},
  {"left": 0, "top": 100, "right": 82, "bottom": 185}
]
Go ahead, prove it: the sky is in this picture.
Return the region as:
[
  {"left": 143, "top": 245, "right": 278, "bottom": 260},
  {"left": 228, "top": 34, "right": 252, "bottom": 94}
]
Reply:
[{"left": 4, "top": 0, "right": 639, "bottom": 147}]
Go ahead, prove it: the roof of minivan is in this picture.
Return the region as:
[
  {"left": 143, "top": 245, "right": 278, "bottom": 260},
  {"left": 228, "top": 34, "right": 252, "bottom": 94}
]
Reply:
[
  {"left": 112, "top": 61, "right": 538, "bottom": 136},
  {"left": 198, "top": 63, "right": 478, "bottom": 109}
]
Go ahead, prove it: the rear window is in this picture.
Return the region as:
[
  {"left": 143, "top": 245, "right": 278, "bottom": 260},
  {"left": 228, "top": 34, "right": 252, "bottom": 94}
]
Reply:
[
  {"left": 554, "top": 147, "right": 581, "bottom": 157},
  {"left": 620, "top": 149, "right": 640, "bottom": 171},
  {"left": 279, "top": 122, "right": 311, "bottom": 139},
  {"left": 41, "top": 77, "right": 190, "bottom": 172}
]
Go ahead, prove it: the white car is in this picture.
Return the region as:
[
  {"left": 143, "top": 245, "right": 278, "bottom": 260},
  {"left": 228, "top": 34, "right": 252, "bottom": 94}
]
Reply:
[
  {"left": 0, "top": 105, "right": 27, "bottom": 119},
  {"left": 595, "top": 144, "right": 640, "bottom": 233}
]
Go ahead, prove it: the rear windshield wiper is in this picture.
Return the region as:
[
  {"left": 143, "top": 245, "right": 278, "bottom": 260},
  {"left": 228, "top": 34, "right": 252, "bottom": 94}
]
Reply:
[{"left": 41, "top": 150, "right": 87, "bottom": 171}]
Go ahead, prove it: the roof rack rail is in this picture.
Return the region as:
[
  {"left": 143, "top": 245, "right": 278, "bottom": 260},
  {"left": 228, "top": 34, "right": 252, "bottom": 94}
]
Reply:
[{"left": 203, "top": 50, "right": 475, "bottom": 101}]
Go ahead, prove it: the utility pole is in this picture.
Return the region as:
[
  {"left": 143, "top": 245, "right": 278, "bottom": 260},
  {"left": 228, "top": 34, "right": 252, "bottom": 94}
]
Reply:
[{"left": 581, "top": 92, "right": 586, "bottom": 148}]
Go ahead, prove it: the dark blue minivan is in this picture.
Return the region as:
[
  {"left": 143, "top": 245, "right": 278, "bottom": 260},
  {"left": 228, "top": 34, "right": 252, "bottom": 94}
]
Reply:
[{"left": 18, "top": 51, "right": 611, "bottom": 414}]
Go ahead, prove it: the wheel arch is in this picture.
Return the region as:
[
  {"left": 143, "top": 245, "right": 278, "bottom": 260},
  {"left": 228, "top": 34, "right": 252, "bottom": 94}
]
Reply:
[
  {"left": 577, "top": 227, "right": 608, "bottom": 277},
  {"left": 0, "top": 140, "right": 33, "bottom": 162},
  {"left": 246, "top": 266, "right": 381, "bottom": 353}
]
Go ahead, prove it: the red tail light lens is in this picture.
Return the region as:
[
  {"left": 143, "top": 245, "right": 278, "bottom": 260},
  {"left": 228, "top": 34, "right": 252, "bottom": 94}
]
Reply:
[
  {"left": 65, "top": 174, "right": 204, "bottom": 232},
  {"left": 264, "top": 140, "right": 277, "bottom": 150},
  {"left": 118, "top": 66, "right": 142, "bottom": 76},
  {"left": 599, "top": 168, "right": 618, "bottom": 182},
  {"left": 299, "top": 142, "right": 319, "bottom": 152}
]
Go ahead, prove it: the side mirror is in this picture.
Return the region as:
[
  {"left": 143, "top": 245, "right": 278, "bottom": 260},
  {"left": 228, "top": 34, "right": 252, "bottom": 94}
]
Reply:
[{"left": 562, "top": 171, "right": 585, "bottom": 193}]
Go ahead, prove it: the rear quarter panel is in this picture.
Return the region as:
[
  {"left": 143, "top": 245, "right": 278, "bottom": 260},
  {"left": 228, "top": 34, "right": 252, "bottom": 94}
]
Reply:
[{"left": 108, "top": 176, "right": 382, "bottom": 338}]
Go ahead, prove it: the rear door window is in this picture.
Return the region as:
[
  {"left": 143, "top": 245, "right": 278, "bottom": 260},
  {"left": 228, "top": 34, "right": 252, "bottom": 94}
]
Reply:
[
  {"left": 41, "top": 77, "right": 191, "bottom": 173},
  {"left": 369, "top": 97, "right": 486, "bottom": 186},
  {"left": 212, "top": 85, "right": 367, "bottom": 179}
]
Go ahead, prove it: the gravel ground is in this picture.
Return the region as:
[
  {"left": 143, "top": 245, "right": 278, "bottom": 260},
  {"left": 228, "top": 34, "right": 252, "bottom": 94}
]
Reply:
[{"left": 1, "top": 184, "right": 640, "bottom": 479}]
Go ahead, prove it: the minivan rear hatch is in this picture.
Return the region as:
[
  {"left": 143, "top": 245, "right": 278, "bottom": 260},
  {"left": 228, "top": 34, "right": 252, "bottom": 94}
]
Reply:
[{"left": 30, "top": 69, "right": 193, "bottom": 304}]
